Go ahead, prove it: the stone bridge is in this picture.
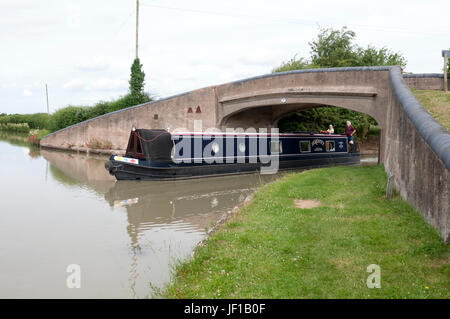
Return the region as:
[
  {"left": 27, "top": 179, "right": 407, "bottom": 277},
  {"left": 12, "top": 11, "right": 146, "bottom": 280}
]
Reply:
[{"left": 41, "top": 66, "right": 450, "bottom": 242}]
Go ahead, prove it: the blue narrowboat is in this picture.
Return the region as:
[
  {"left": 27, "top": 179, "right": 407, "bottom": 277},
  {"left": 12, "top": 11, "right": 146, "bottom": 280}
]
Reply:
[{"left": 105, "top": 129, "right": 360, "bottom": 180}]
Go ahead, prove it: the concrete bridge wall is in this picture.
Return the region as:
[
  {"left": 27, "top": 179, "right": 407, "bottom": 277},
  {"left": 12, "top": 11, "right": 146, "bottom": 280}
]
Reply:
[
  {"left": 41, "top": 66, "right": 450, "bottom": 242},
  {"left": 387, "top": 68, "right": 449, "bottom": 243},
  {"left": 404, "top": 73, "right": 450, "bottom": 90},
  {"left": 41, "top": 87, "right": 218, "bottom": 151}
]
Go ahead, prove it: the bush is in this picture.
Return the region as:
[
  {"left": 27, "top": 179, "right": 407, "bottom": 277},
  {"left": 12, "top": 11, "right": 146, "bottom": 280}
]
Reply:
[
  {"left": 49, "top": 93, "right": 152, "bottom": 132},
  {"left": 0, "top": 113, "right": 51, "bottom": 129},
  {"left": 0, "top": 123, "right": 30, "bottom": 133},
  {"left": 50, "top": 106, "right": 91, "bottom": 132}
]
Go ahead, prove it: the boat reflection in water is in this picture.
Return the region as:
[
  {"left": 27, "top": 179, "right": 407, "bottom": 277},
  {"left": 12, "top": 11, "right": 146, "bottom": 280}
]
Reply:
[{"left": 40, "top": 148, "right": 280, "bottom": 297}]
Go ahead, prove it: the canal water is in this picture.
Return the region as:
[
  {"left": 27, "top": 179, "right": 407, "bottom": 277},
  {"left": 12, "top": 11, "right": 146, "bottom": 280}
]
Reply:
[
  {"left": 0, "top": 134, "right": 377, "bottom": 298},
  {"left": 0, "top": 134, "right": 280, "bottom": 298}
]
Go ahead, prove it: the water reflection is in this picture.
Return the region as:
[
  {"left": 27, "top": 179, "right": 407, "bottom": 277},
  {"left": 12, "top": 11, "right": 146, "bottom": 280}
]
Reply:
[
  {"left": 41, "top": 148, "right": 272, "bottom": 228},
  {"left": 38, "top": 148, "right": 278, "bottom": 297},
  {"left": 0, "top": 132, "right": 41, "bottom": 159}
]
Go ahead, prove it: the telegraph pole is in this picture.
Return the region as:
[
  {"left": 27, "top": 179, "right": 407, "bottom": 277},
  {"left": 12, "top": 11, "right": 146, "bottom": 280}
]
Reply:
[
  {"left": 135, "top": 0, "right": 139, "bottom": 59},
  {"left": 45, "top": 83, "right": 50, "bottom": 114},
  {"left": 443, "top": 50, "right": 449, "bottom": 92}
]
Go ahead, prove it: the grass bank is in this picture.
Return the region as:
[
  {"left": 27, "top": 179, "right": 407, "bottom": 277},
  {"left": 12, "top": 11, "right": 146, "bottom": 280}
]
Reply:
[
  {"left": 412, "top": 89, "right": 450, "bottom": 131},
  {"left": 164, "top": 166, "right": 449, "bottom": 298}
]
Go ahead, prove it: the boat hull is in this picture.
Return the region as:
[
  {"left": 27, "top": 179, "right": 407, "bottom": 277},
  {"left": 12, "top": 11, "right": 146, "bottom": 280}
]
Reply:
[{"left": 105, "top": 153, "right": 360, "bottom": 181}]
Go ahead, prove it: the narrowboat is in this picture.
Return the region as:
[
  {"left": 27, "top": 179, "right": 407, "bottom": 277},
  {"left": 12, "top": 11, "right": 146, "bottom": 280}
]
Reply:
[{"left": 105, "top": 129, "right": 360, "bottom": 180}]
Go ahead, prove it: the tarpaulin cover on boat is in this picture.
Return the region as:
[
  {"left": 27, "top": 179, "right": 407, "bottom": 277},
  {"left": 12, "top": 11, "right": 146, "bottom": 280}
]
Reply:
[{"left": 137, "top": 129, "right": 172, "bottom": 162}]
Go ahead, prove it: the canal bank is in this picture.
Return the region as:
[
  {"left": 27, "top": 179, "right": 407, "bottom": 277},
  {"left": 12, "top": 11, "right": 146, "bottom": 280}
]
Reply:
[{"left": 164, "top": 165, "right": 449, "bottom": 298}]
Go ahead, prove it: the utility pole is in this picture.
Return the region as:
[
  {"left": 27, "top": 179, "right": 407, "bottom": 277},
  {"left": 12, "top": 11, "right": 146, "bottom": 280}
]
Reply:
[
  {"left": 45, "top": 83, "right": 50, "bottom": 114},
  {"left": 443, "top": 50, "right": 449, "bottom": 92},
  {"left": 135, "top": 0, "right": 139, "bottom": 59}
]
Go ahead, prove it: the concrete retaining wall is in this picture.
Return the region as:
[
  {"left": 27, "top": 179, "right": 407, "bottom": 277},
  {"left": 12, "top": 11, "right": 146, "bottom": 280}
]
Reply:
[
  {"left": 404, "top": 73, "right": 450, "bottom": 90},
  {"left": 385, "top": 67, "right": 450, "bottom": 242}
]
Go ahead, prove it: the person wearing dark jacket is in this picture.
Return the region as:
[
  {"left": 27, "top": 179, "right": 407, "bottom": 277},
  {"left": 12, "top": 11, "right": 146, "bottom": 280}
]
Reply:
[{"left": 345, "top": 121, "right": 356, "bottom": 144}]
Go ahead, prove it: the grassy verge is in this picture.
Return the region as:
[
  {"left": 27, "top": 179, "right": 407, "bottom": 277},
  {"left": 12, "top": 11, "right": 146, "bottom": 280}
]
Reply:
[
  {"left": 411, "top": 89, "right": 450, "bottom": 131},
  {"left": 164, "top": 166, "right": 449, "bottom": 298}
]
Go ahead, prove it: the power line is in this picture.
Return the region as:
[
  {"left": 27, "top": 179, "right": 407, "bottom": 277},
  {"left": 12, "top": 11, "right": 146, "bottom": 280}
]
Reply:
[
  {"left": 104, "top": 8, "right": 136, "bottom": 52},
  {"left": 139, "top": 2, "right": 450, "bottom": 37}
]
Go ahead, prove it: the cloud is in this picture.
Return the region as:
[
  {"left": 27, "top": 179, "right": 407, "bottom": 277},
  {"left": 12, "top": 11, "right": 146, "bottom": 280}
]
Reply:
[{"left": 23, "top": 89, "right": 33, "bottom": 97}]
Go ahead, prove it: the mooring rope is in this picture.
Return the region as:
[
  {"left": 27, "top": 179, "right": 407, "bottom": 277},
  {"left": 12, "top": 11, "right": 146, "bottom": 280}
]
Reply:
[{"left": 135, "top": 131, "right": 170, "bottom": 143}]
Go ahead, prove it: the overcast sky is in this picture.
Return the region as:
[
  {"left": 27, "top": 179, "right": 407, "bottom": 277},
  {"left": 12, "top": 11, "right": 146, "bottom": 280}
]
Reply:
[{"left": 1, "top": 0, "right": 449, "bottom": 114}]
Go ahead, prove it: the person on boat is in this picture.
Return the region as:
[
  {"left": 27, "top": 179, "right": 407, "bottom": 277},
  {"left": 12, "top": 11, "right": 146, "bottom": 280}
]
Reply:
[
  {"left": 326, "top": 124, "right": 334, "bottom": 134},
  {"left": 345, "top": 121, "right": 356, "bottom": 144},
  {"left": 320, "top": 124, "right": 334, "bottom": 134}
]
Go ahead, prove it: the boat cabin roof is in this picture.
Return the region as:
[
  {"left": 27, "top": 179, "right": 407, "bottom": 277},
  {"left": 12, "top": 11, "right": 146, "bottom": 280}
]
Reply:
[
  {"left": 126, "top": 129, "right": 348, "bottom": 162},
  {"left": 170, "top": 131, "right": 347, "bottom": 137}
]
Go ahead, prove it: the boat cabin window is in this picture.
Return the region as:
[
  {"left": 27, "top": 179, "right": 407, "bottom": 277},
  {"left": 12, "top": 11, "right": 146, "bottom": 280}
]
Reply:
[
  {"left": 300, "top": 140, "right": 311, "bottom": 153},
  {"left": 238, "top": 142, "right": 246, "bottom": 153},
  {"left": 270, "top": 141, "right": 282, "bottom": 153},
  {"left": 126, "top": 131, "right": 145, "bottom": 158},
  {"left": 212, "top": 142, "right": 220, "bottom": 154},
  {"left": 136, "top": 135, "right": 143, "bottom": 154},
  {"left": 326, "top": 141, "right": 335, "bottom": 152}
]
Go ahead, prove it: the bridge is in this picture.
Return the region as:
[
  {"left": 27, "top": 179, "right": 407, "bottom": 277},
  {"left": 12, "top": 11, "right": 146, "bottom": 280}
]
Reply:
[{"left": 41, "top": 66, "right": 450, "bottom": 242}]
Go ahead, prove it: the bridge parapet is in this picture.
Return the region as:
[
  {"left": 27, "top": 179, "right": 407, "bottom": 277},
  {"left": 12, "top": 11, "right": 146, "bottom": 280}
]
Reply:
[
  {"left": 404, "top": 73, "right": 450, "bottom": 90},
  {"left": 386, "top": 67, "right": 449, "bottom": 242}
]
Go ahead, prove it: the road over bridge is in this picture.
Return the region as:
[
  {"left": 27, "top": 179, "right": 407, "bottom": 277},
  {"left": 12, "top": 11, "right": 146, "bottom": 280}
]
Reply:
[{"left": 41, "top": 66, "right": 450, "bottom": 242}]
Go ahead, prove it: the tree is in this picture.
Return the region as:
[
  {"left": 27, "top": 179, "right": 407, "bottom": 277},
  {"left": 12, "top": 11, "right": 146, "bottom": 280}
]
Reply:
[
  {"left": 309, "top": 27, "right": 358, "bottom": 67},
  {"left": 274, "top": 26, "right": 407, "bottom": 71},
  {"left": 272, "top": 56, "right": 312, "bottom": 73},
  {"left": 355, "top": 45, "right": 406, "bottom": 69},
  {"left": 128, "top": 58, "right": 147, "bottom": 104}
]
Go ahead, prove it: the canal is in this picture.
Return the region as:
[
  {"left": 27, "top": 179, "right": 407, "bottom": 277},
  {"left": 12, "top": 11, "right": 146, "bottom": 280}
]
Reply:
[
  {"left": 0, "top": 134, "right": 280, "bottom": 298},
  {"left": 0, "top": 134, "right": 377, "bottom": 298}
]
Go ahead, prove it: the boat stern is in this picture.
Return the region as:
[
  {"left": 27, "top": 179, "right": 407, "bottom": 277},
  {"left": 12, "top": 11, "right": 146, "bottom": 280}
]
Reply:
[{"left": 105, "top": 155, "right": 119, "bottom": 176}]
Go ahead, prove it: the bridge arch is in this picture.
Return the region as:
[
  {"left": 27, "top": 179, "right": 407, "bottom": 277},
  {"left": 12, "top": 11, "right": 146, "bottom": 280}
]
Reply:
[{"left": 219, "top": 95, "right": 381, "bottom": 131}]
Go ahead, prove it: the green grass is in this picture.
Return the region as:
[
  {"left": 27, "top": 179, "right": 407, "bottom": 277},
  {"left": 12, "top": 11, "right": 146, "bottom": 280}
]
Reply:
[
  {"left": 164, "top": 166, "right": 449, "bottom": 298},
  {"left": 411, "top": 89, "right": 450, "bottom": 131}
]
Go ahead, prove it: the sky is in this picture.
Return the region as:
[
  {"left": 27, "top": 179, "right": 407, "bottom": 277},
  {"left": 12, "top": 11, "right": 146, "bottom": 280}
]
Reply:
[{"left": 1, "top": 0, "right": 449, "bottom": 115}]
